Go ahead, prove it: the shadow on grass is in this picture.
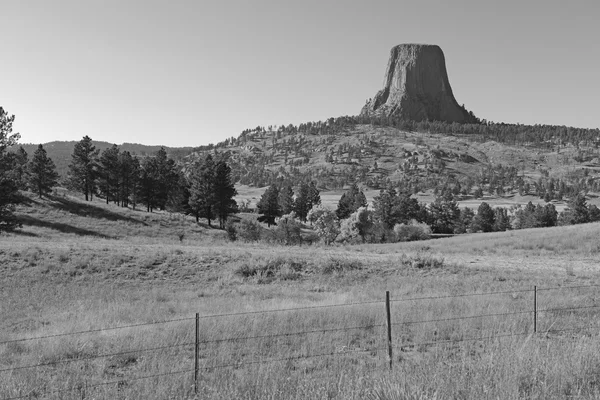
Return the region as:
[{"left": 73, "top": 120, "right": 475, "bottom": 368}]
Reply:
[
  {"left": 7, "top": 229, "right": 39, "bottom": 238},
  {"left": 18, "top": 215, "right": 116, "bottom": 239},
  {"left": 47, "top": 196, "right": 148, "bottom": 225}
]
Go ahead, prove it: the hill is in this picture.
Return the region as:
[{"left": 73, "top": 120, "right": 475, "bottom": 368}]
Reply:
[{"left": 14, "top": 140, "right": 198, "bottom": 179}]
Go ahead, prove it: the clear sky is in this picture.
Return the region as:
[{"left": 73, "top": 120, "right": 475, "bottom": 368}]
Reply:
[{"left": 3, "top": 0, "right": 599, "bottom": 147}]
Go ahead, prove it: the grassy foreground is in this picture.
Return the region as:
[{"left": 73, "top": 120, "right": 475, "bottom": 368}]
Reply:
[{"left": 1, "top": 193, "right": 600, "bottom": 399}]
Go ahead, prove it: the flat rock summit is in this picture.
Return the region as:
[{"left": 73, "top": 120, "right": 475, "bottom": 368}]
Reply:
[{"left": 361, "top": 44, "right": 477, "bottom": 123}]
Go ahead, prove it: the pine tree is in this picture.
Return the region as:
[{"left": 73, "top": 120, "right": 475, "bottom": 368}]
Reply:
[
  {"left": 12, "top": 146, "right": 28, "bottom": 190},
  {"left": 67, "top": 136, "right": 99, "bottom": 201},
  {"left": 307, "top": 181, "right": 321, "bottom": 210},
  {"left": 98, "top": 144, "right": 120, "bottom": 204},
  {"left": 471, "top": 202, "right": 495, "bottom": 232},
  {"left": 138, "top": 156, "right": 159, "bottom": 212},
  {"left": 188, "top": 154, "right": 216, "bottom": 225},
  {"left": 154, "top": 147, "right": 179, "bottom": 210},
  {"left": 0, "top": 107, "right": 21, "bottom": 231},
  {"left": 278, "top": 185, "right": 295, "bottom": 215},
  {"left": 117, "top": 151, "right": 138, "bottom": 208},
  {"left": 336, "top": 183, "right": 367, "bottom": 219},
  {"left": 293, "top": 183, "right": 310, "bottom": 221},
  {"left": 213, "top": 160, "right": 238, "bottom": 228},
  {"left": 28, "top": 144, "right": 59, "bottom": 198},
  {"left": 257, "top": 184, "right": 281, "bottom": 227}
]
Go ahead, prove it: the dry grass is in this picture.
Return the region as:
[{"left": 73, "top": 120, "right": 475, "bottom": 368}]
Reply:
[{"left": 1, "top": 192, "right": 600, "bottom": 398}]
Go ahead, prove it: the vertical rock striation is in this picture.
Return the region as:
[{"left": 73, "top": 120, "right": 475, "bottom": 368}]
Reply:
[{"left": 361, "top": 44, "right": 476, "bottom": 123}]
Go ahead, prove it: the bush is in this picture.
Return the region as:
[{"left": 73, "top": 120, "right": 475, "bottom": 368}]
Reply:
[
  {"left": 393, "top": 220, "right": 431, "bottom": 242},
  {"left": 237, "top": 219, "right": 261, "bottom": 242},
  {"left": 225, "top": 220, "right": 237, "bottom": 241},
  {"left": 274, "top": 212, "right": 302, "bottom": 245}
]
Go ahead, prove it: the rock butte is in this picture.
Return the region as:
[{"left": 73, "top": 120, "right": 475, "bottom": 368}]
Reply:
[{"left": 361, "top": 43, "right": 477, "bottom": 123}]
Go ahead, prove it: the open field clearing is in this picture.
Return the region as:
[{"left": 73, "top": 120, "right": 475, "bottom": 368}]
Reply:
[{"left": 2, "top": 194, "right": 600, "bottom": 399}]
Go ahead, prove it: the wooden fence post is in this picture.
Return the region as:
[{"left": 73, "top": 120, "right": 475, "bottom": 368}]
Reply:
[
  {"left": 386, "top": 291, "right": 393, "bottom": 370},
  {"left": 195, "top": 313, "right": 199, "bottom": 394},
  {"left": 533, "top": 286, "right": 537, "bottom": 334}
]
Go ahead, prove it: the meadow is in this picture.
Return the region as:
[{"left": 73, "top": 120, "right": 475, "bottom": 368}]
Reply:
[{"left": 1, "top": 192, "right": 600, "bottom": 399}]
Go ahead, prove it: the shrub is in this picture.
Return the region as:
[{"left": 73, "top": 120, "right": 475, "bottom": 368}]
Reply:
[
  {"left": 274, "top": 212, "right": 302, "bottom": 245},
  {"left": 338, "top": 207, "right": 373, "bottom": 243},
  {"left": 321, "top": 256, "right": 363, "bottom": 274},
  {"left": 225, "top": 220, "right": 237, "bottom": 241},
  {"left": 393, "top": 220, "right": 431, "bottom": 242},
  {"left": 307, "top": 205, "right": 340, "bottom": 244},
  {"left": 237, "top": 219, "right": 261, "bottom": 242}
]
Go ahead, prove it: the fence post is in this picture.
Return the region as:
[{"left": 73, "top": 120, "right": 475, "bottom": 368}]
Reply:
[
  {"left": 533, "top": 286, "right": 537, "bottom": 334},
  {"left": 385, "top": 291, "right": 393, "bottom": 370},
  {"left": 195, "top": 313, "right": 199, "bottom": 394}
]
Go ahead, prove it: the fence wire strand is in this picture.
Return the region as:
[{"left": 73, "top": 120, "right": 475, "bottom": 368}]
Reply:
[
  {"left": 0, "top": 317, "right": 196, "bottom": 346},
  {"left": 392, "top": 309, "right": 532, "bottom": 327},
  {"left": 0, "top": 342, "right": 194, "bottom": 373}
]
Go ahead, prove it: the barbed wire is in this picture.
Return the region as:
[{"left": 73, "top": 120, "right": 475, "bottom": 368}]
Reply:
[
  {"left": 398, "top": 331, "right": 531, "bottom": 349},
  {"left": 198, "top": 346, "right": 387, "bottom": 371},
  {"left": 198, "top": 323, "right": 385, "bottom": 345},
  {"left": 0, "top": 342, "right": 194, "bottom": 373},
  {"left": 194, "top": 299, "right": 383, "bottom": 319},
  {"left": 537, "top": 283, "right": 600, "bottom": 292},
  {"left": 538, "top": 304, "right": 600, "bottom": 313},
  {"left": 0, "top": 300, "right": 383, "bottom": 347},
  {"left": 392, "top": 309, "right": 533, "bottom": 327},
  {"left": 1, "top": 347, "right": 386, "bottom": 400},
  {"left": 390, "top": 288, "right": 533, "bottom": 303},
  {"left": 0, "top": 317, "right": 196, "bottom": 346}
]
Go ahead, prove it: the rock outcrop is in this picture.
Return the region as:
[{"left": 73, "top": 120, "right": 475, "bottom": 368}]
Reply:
[{"left": 361, "top": 44, "right": 477, "bottom": 123}]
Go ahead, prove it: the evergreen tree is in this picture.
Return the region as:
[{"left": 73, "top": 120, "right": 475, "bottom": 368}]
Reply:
[
  {"left": 98, "top": 144, "right": 120, "bottom": 204},
  {"left": 257, "top": 184, "right": 281, "bottom": 227},
  {"left": 154, "top": 147, "right": 180, "bottom": 210},
  {"left": 428, "top": 193, "right": 460, "bottom": 234},
  {"left": 278, "top": 185, "right": 295, "bottom": 215},
  {"left": 28, "top": 144, "right": 59, "bottom": 198},
  {"left": 471, "top": 202, "right": 495, "bottom": 232},
  {"left": 188, "top": 154, "right": 216, "bottom": 225},
  {"left": 117, "top": 151, "right": 138, "bottom": 208},
  {"left": 308, "top": 181, "right": 321, "bottom": 209},
  {"left": 12, "top": 146, "right": 28, "bottom": 190},
  {"left": 0, "top": 107, "right": 21, "bottom": 231},
  {"left": 213, "top": 160, "right": 238, "bottom": 228},
  {"left": 294, "top": 183, "right": 310, "bottom": 221},
  {"left": 67, "top": 136, "right": 99, "bottom": 201},
  {"left": 138, "top": 156, "right": 159, "bottom": 212},
  {"left": 493, "top": 207, "right": 510, "bottom": 231},
  {"left": 336, "top": 183, "right": 367, "bottom": 219}
]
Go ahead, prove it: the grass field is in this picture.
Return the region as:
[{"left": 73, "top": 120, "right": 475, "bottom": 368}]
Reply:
[{"left": 2, "top": 192, "right": 600, "bottom": 399}]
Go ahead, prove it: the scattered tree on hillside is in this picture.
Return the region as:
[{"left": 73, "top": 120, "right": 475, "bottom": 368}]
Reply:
[
  {"left": 67, "top": 136, "right": 99, "bottom": 201},
  {"left": 27, "top": 144, "right": 59, "bottom": 198},
  {"left": 257, "top": 184, "right": 281, "bottom": 227},
  {"left": 0, "top": 107, "right": 22, "bottom": 231},
  {"left": 117, "top": 151, "right": 139, "bottom": 208}
]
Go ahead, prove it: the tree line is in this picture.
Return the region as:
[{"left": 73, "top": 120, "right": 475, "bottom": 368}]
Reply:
[
  {"left": 247, "top": 181, "right": 600, "bottom": 245},
  {"left": 0, "top": 113, "right": 239, "bottom": 232}
]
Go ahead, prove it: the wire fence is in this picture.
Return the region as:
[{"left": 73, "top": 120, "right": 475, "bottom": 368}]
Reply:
[{"left": 1, "top": 284, "right": 600, "bottom": 399}]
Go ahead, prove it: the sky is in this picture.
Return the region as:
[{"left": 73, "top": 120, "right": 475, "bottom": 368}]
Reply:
[{"left": 2, "top": 0, "right": 600, "bottom": 147}]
